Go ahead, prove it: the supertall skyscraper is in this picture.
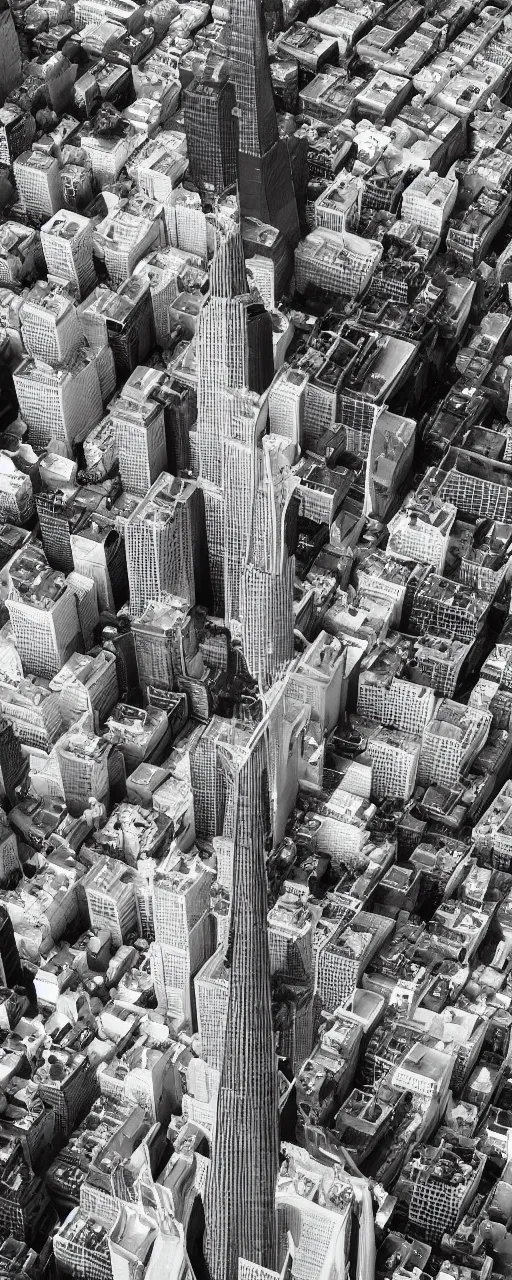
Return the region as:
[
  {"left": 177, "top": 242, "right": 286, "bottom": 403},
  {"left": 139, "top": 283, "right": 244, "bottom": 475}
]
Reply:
[
  {"left": 204, "top": 725, "right": 279, "bottom": 1280},
  {"left": 196, "top": 222, "right": 274, "bottom": 615},
  {"left": 197, "top": 223, "right": 274, "bottom": 489},
  {"left": 228, "top": 0, "right": 300, "bottom": 245},
  {"left": 197, "top": 221, "right": 297, "bottom": 683}
]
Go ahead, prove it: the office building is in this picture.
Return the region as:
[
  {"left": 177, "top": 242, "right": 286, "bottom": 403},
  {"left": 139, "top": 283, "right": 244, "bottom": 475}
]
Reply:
[
  {"left": 387, "top": 491, "right": 457, "bottom": 574},
  {"left": 418, "top": 700, "right": 492, "bottom": 789},
  {"left": 71, "top": 514, "right": 129, "bottom": 615},
  {"left": 13, "top": 150, "right": 63, "bottom": 220},
  {"left": 82, "top": 859, "right": 138, "bottom": 947},
  {"left": 131, "top": 598, "right": 185, "bottom": 702},
  {"left": 0, "top": 676, "right": 62, "bottom": 752},
  {"left": 153, "top": 852, "right": 213, "bottom": 951},
  {"left": 149, "top": 372, "right": 196, "bottom": 476},
  {"left": 399, "top": 1139, "right": 486, "bottom": 1244},
  {"left": 268, "top": 366, "right": 307, "bottom": 460},
  {"left": 13, "top": 355, "right": 103, "bottom": 452},
  {"left": 0, "top": 451, "right": 34, "bottom": 527},
  {"left": 132, "top": 249, "right": 183, "bottom": 348},
  {"left": 40, "top": 210, "right": 96, "bottom": 299},
  {"left": 103, "top": 278, "right": 156, "bottom": 379},
  {"left": 7, "top": 571, "right": 82, "bottom": 680},
  {"left": 410, "top": 572, "right": 489, "bottom": 645},
  {"left": 268, "top": 895, "right": 314, "bottom": 984},
  {"left": 55, "top": 727, "right": 118, "bottom": 817},
  {"left": 286, "top": 632, "right": 345, "bottom": 735},
  {"left": 150, "top": 852, "right": 214, "bottom": 1024},
  {"left": 357, "top": 674, "right": 435, "bottom": 736},
  {"left": 184, "top": 74, "right": 237, "bottom": 195},
  {"left": 19, "top": 286, "right": 83, "bottom": 368},
  {"left": 110, "top": 368, "right": 168, "bottom": 497},
  {"left": 125, "top": 473, "right": 200, "bottom": 616},
  {"left": 35, "top": 491, "right": 89, "bottom": 577},
  {"left": 0, "top": 221, "right": 39, "bottom": 286},
  {"left": 51, "top": 648, "right": 118, "bottom": 727},
  {"left": 194, "top": 220, "right": 275, "bottom": 622},
  {"left": 365, "top": 726, "right": 421, "bottom": 802}
]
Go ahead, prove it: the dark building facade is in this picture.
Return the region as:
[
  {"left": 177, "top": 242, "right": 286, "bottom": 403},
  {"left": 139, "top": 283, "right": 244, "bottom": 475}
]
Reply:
[
  {"left": 184, "top": 77, "right": 237, "bottom": 196},
  {"left": 228, "top": 0, "right": 300, "bottom": 245},
  {"left": 0, "top": 904, "right": 23, "bottom": 990}
]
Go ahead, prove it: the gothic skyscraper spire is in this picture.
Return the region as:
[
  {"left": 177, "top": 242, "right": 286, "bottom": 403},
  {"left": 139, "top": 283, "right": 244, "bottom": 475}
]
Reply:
[
  {"left": 209, "top": 219, "right": 248, "bottom": 299},
  {"left": 204, "top": 725, "right": 279, "bottom": 1280},
  {"left": 196, "top": 221, "right": 273, "bottom": 493},
  {"left": 196, "top": 220, "right": 274, "bottom": 613}
]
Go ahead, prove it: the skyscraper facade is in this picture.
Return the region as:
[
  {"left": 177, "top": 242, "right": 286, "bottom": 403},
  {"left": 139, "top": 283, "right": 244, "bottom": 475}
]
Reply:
[
  {"left": 184, "top": 75, "right": 237, "bottom": 197},
  {"left": 125, "top": 473, "right": 199, "bottom": 616},
  {"left": 196, "top": 224, "right": 274, "bottom": 490},
  {"left": 240, "top": 436, "right": 297, "bottom": 689},
  {"left": 111, "top": 381, "right": 167, "bottom": 499},
  {"left": 204, "top": 726, "right": 279, "bottom": 1280},
  {"left": 228, "top": 0, "right": 300, "bottom": 244},
  {"left": 7, "top": 571, "right": 81, "bottom": 679},
  {"left": 0, "top": 903, "right": 23, "bottom": 990},
  {"left": 196, "top": 222, "right": 296, "bottom": 685},
  {"left": 196, "top": 222, "right": 274, "bottom": 618},
  {"left": 223, "top": 389, "right": 268, "bottom": 625}
]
